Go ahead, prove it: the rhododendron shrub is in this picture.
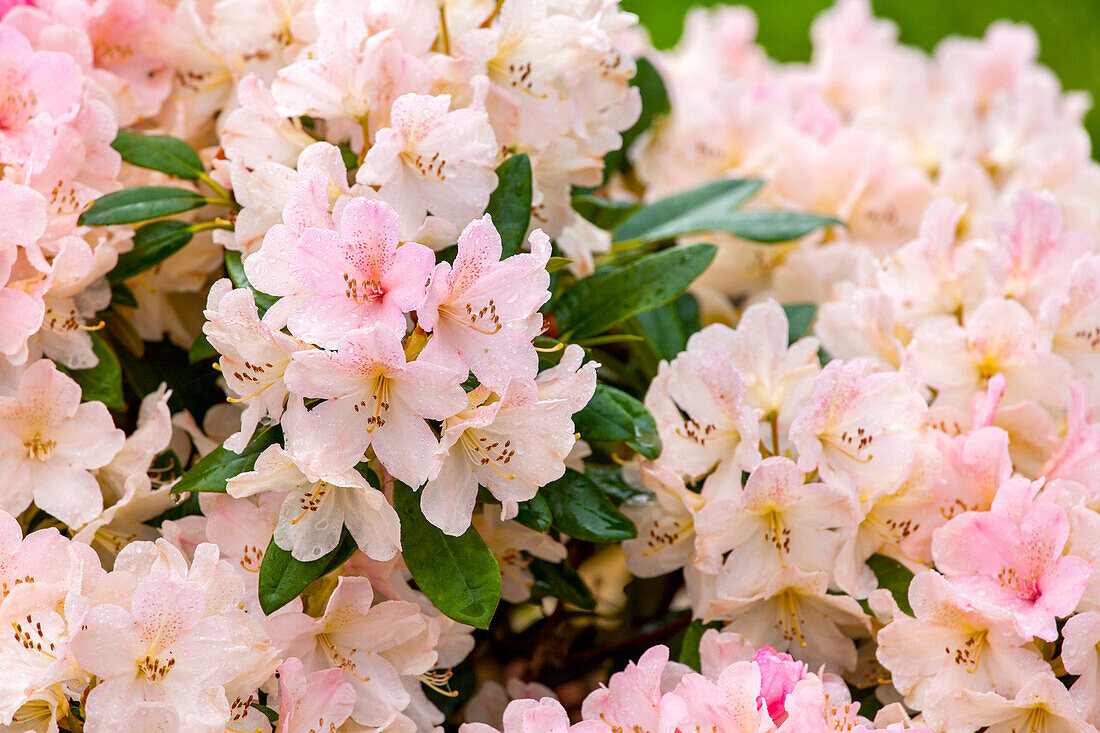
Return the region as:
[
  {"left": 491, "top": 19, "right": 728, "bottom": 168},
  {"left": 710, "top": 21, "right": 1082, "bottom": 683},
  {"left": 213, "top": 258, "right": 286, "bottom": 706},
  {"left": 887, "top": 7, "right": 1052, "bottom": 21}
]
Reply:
[{"left": 2, "top": 0, "right": 1098, "bottom": 731}]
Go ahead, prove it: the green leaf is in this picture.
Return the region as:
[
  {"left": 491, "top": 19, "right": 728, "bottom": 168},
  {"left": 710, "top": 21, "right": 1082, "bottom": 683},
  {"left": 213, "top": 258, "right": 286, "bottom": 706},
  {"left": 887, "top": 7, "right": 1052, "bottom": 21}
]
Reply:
[
  {"left": 554, "top": 243, "right": 715, "bottom": 340},
  {"left": 612, "top": 179, "right": 761, "bottom": 244},
  {"left": 584, "top": 464, "right": 651, "bottom": 505},
  {"left": 602, "top": 57, "right": 670, "bottom": 181},
  {"left": 572, "top": 193, "right": 641, "bottom": 230},
  {"left": 574, "top": 383, "right": 661, "bottom": 460},
  {"left": 252, "top": 704, "right": 279, "bottom": 724},
  {"left": 56, "top": 332, "right": 124, "bottom": 410},
  {"left": 542, "top": 469, "right": 637, "bottom": 542},
  {"left": 546, "top": 256, "right": 573, "bottom": 273},
  {"left": 631, "top": 292, "right": 702, "bottom": 362},
  {"left": 116, "top": 338, "right": 223, "bottom": 419},
  {"left": 514, "top": 493, "right": 552, "bottom": 533},
  {"left": 109, "top": 220, "right": 194, "bottom": 284},
  {"left": 616, "top": 196, "right": 840, "bottom": 245},
  {"left": 393, "top": 481, "right": 502, "bottom": 629},
  {"left": 677, "top": 619, "right": 723, "bottom": 671},
  {"left": 78, "top": 187, "right": 208, "bottom": 226},
  {"left": 485, "top": 154, "right": 532, "bottom": 258},
  {"left": 529, "top": 557, "right": 597, "bottom": 610},
  {"left": 188, "top": 331, "right": 218, "bottom": 362},
  {"left": 146, "top": 490, "right": 200, "bottom": 529},
  {"left": 110, "top": 282, "right": 137, "bottom": 308},
  {"left": 170, "top": 424, "right": 282, "bottom": 494},
  {"left": 867, "top": 554, "right": 914, "bottom": 616},
  {"left": 225, "top": 250, "right": 279, "bottom": 315},
  {"left": 258, "top": 528, "right": 359, "bottom": 615},
  {"left": 783, "top": 303, "right": 816, "bottom": 344},
  {"left": 111, "top": 130, "right": 205, "bottom": 180}
]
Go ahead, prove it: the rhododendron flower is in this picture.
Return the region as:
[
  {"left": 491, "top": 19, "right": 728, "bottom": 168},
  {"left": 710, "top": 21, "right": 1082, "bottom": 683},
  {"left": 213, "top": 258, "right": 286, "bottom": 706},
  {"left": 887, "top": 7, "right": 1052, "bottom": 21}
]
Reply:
[
  {"left": 284, "top": 323, "right": 466, "bottom": 488},
  {"left": 620, "top": 462, "right": 705, "bottom": 578},
  {"left": 473, "top": 509, "right": 567, "bottom": 603},
  {"left": 0, "top": 359, "right": 124, "bottom": 527},
  {"left": 202, "top": 279, "right": 305, "bottom": 452},
  {"left": 272, "top": 657, "right": 357, "bottom": 733},
  {"left": 70, "top": 555, "right": 253, "bottom": 732},
  {"left": 227, "top": 400, "right": 400, "bottom": 562},
  {"left": 945, "top": 672, "right": 1093, "bottom": 733},
  {"left": 696, "top": 456, "right": 858, "bottom": 593},
  {"left": 266, "top": 576, "right": 437, "bottom": 730},
  {"left": 289, "top": 198, "right": 435, "bottom": 347},
  {"left": 789, "top": 359, "right": 926, "bottom": 500},
  {"left": 421, "top": 344, "right": 596, "bottom": 535},
  {"left": 417, "top": 216, "right": 552, "bottom": 392},
  {"left": 932, "top": 491, "right": 1091, "bottom": 641},
  {"left": 358, "top": 85, "right": 498, "bottom": 241}
]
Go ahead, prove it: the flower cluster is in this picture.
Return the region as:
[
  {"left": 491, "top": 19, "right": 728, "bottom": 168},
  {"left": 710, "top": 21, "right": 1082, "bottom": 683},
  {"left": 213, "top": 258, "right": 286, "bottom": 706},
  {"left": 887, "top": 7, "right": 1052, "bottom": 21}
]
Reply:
[{"left": 463, "top": 635, "right": 929, "bottom": 733}]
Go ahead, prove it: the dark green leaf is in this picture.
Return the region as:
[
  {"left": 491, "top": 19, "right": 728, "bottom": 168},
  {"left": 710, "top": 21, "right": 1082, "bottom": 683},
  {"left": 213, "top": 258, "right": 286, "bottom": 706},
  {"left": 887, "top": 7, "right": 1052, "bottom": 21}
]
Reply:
[
  {"left": 632, "top": 292, "right": 702, "bottom": 362},
  {"left": 618, "top": 203, "right": 839, "bottom": 245},
  {"left": 110, "top": 282, "right": 137, "bottom": 308},
  {"left": 867, "top": 554, "right": 914, "bottom": 616},
  {"left": 188, "top": 331, "right": 218, "bottom": 362},
  {"left": 146, "top": 491, "right": 201, "bottom": 528},
  {"left": 112, "top": 130, "right": 205, "bottom": 180},
  {"left": 529, "top": 557, "right": 596, "bottom": 610},
  {"left": 584, "top": 464, "right": 651, "bottom": 505},
  {"left": 109, "top": 220, "right": 193, "bottom": 284},
  {"left": 56, "top": 332, "right": 124, "bottom": 410},
  {"left": 542, "top": 469, "right": 637, "bottom": 542},
  {"left": 393, "top": 481, "right": 502, "bottom": 629},
  {"left": 572, "top": 193, "right": 641, "bottom": 230},
  {"left": 79, "top": 186, "right": 207, "bottom": 226},
  {"left": 554, "top": 243, "right": 715, "bottom": 340},
  {"left": 116, "top": 339, "right": 223, "bottom": 418},
  {"left": 677, "top": 619, "right": 723, "bottom": 671},
  {"left": 170, "top": 424, "right": 282, "bottom": 494},
  {"left": 338, "top": 142, "right": 358, "bottom": 171},
  {"left": 252, "top": 704, "right": 279, "bottom": 724},
  {"left": 602, "top": 57, "right": 670, "bottom": 181},
  {"left": 258, "top": 528, "right": 359, "bottom": 615},
  {"left": 574, "top": 384, "right": 661, "bottom": 460},
  {"left": 514, "top": 493, "right": 552, "bottom": 533},
  {"left": 485, "top": 154, "right": 532, "bottom": 258},
  {"left": 612, "top": 179, "right": 762, "bottom": 244},
  {"left": 784, "top": 303, "right": 816, "bottom": 344},
  {"left": 225, "top": 250, "right": 279, "bottom": 315}
]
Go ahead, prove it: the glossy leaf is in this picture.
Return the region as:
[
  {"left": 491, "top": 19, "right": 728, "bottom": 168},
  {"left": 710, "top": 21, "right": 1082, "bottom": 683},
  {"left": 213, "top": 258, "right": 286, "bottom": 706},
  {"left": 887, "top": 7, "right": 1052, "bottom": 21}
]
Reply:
[
  {"left": 530, "top": 557, "right": 597, "bottom": 610},
  {"left": 572, "top": 193, "right": 640, "bottom": 230},
  {"left": 393, "top": 481, "right": 502, "bottom": 629},
  {"left": 542, "top": 469, "right": 637, "bottom": 542},
  {"left": 108, "top": 220, "right": 193, "bottom": 284},
  {"left": 170, "top": 424, "right": 282, "bottom": 493},
  {"left": 79, "top": 186, "right": 207, "bottom": 226},
  {"left": 57, "top": 332, "right": 124, "bottom": 410},
  {"left": 546, "top": 256, "right": 573, "bottom": 273},
  {"left": 574, "top": 384, "right": 661, "bottom": 460},
  {"left": 612, "top": 179, "right": 761, "bottom": 244},
  {"left": 631, "top": 292, "right": 702, "bottom": 362},
  {"left": 188, "top": 331, "right": 218, "bottom": 362},
  {"left": 258, "top": 528, "right": 359, "bottom": 615},
  {"left": 486, "top": 154, "right": 532, "bottom": 258},
  {"left": 514, "top": 493, "right": 553, "bottom": 533},
  {"left": 677, "top": 619, "right": 723, "bottom": 671},
  {"left": 111, "top": 130, "right": 205, "bottom": 180},
  {"left": 554, "top": 243, "right": 715, "bottom": 341}
]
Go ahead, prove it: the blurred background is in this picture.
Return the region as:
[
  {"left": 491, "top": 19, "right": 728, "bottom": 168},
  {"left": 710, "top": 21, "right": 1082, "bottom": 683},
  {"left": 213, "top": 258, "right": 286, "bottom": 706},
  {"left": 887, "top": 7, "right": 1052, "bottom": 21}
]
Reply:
[{"left": 624, "top": 0, "right": 1100, "bottom": 152}]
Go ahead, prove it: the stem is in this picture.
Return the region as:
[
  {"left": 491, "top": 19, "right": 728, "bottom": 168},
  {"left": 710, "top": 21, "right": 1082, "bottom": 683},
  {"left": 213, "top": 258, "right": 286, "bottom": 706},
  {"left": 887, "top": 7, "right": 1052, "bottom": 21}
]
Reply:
[
  {"left": 188, "top": 219, "right": 235, "bottom": 233},
  {"left": 480, "top": 0, "right": 505, "bottom": 28},
  {"left": 198, "top": 171, "right": 231, "bottom": 201},
  {"left": 438, "top": 4, "right": 451, "bottom": 55}
]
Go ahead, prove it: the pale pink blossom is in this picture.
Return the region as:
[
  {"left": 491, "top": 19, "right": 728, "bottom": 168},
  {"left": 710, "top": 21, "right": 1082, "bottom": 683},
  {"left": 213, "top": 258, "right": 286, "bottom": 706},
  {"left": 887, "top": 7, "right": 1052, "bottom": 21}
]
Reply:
[
  {"left": 0, "top": 359, "right": 124, "bottom": 527},
  {"left": 417, "top": 217, "right": 552, "bottom": 392},
  {"left": 272, "top": 657, "right": 357, "bottom": 733},
  {"left": 421, "top": 344, "right": 595, "bottom": 535},
  {"left": 284, "top": 324, "right": 466, "bottom": 488}
]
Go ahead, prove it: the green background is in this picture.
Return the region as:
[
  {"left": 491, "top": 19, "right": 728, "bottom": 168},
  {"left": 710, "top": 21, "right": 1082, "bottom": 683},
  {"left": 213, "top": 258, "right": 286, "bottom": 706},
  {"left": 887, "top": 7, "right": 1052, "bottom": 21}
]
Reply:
[{"left": 625, "top": 0, "right": 1100, "bottom": 151}]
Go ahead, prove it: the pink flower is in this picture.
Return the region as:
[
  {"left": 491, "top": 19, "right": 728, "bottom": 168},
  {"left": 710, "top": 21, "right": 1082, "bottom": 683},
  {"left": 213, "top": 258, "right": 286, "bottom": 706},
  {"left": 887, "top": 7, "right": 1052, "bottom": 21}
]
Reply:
[
  {"left": 753, "top": 647, "right": 806, "bottom": 723},
  {"left": 70, "top": 562, "right": 253, "bottom": 732},
  {"left": 421, "top": 344, "right": 595, "bottom": 535},
  {"left": 273, "top": 657, "right": 356, "bottom": 733},
  {"left": 284, "top": 324, "right": 466, "bottom": 488},
  {"left": 0, "top": 24, "right": 82, "bottom": 160},
  {"left": 0, "top": 359, "right": 124, "bottom": 528},
  {"left": 417, "top": 216, "right": 551, "bottom": 392},
  {"left": 931, "top": 492, "right": 1092, "bottom": 641},
  {"left": 357, "top": 85, "right": 498, "bottom": 241},
  {"left": 288, "top": 198, "right": 435, "bottom": 348}
]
